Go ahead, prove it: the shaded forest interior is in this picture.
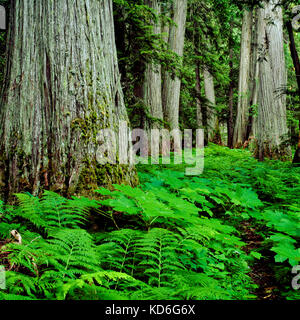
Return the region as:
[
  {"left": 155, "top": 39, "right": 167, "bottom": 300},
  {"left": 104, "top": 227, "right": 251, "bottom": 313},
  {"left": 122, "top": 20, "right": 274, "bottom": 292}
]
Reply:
[{"left": 0, "top": 0, "right": 299, "bottom": 301}]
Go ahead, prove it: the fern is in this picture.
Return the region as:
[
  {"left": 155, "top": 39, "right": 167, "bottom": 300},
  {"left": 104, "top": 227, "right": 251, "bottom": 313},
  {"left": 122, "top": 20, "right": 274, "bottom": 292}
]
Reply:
[
  {"left": 96, "top": 229, "right": 142, "bottom": 276},
  {"left": 2, "top": 145, "right": 298, "bottom": 300},
  {"left": 13, "top": 191, "right": 96, "bottom": 234},
  {"left": 46, "top": 229, "right": 99, "bottom": 278},
  {"left": 135, "top": 228, "right": 184, "bottom": 288}
]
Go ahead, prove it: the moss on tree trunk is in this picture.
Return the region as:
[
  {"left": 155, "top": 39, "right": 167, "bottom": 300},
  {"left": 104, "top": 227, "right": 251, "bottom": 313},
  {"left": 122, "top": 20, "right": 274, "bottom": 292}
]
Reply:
[{"left": 0, "top": 0, "right": 138, "bottom": 201}]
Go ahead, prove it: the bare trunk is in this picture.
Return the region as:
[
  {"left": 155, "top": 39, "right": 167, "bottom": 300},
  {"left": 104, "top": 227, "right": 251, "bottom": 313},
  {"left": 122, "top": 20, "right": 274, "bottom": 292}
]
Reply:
[
  {"left": 162, "top": 0, "right": 187, "bottom": 133},
  {"left": 193, "top": 19, "right": 203, "bottom": 130},
  {"left": 161, "top": 3, "right": 170, "bottom": 104},
  {"left": 286, "top": 21, "right": 300, "bottom": 95},
  {"left": 143, "top": 0, "right": 164, "bottom": 156},
  {"left": 203, "top": 67, "right": 220, "bottom": 143},
  {"left": 248, "top": 9, "right": 259, "bottom": 139},
  {"left": 195, "top": 62, "right": 203, "bottom": 128},
  {"left": 161, "top": 4, "right": 170, "bottom": 45},
  {"left": 228, "top": 24, "right": 235, "bottom": 149},
  {"left": 255, "top": 0, "right": 291, "bottom": 160},
  {"left": 233, "top": 9, "right": 253, "bottom": 148},
  {"left": 0, "top": 0, "right": 138, "bottom": 200},
  {"left": 143, "top": 0, "right": 163, "bottom": 130}
]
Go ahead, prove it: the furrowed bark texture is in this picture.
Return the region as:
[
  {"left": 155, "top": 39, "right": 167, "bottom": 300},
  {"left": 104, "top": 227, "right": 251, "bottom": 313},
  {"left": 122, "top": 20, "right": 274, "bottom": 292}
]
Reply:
[
  {"left": 143, "top": 0, "right": 165, "bottom": 156},
  {"left": 255, "top": 0, "right": 291, "bottom": 160},
  {"left": 233, "top": 9, "right": 253, "bottom": 148},
  {"left": 248, "top": 9, "right": 259, "bottom": 139},
  {"left": 143, "top": 0, "right": 163, "bottom": 130},
  {"left": 0, "top": 0, "right": 138, "bottom": 200},
  {"left": 162, "top": 0, "right": 187, "bottom": 131}
]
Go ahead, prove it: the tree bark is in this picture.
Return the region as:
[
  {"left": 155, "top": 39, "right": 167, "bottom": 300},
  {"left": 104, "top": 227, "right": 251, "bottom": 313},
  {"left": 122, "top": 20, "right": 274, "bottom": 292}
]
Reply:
[
  {"left": 195, "top": 62, "right": 203, "bottom": 128},
  {"left": 161, "top": 2, "right": 170, "bottom": 45},
  {"left": 161, "top": 1, "right": 170, "bottom": 104},
  {"left": 255, "top": 0, "right": 291, "bottom": 160},
  {"left": 248, "top": 9, "right": 259, "bottom": 140},
  {"left": 0, "top": 0, "right": 138, "bottom": 200},
  {"left": 143, "top": 0, "right": 165, "bottom": 156},
  {"left": 233, "top": 9, "right": 253, "bottom": 148},
  {"left": 227, "top": 23, "right": 235, "bottom": 149},
  {"left": 193, "top": 20, "right": 203, "bottom": 129},
  {"left": 162, "top": 0, "right": 187, "bottom": 133},
  {"left": 143, "top": 0, "right": 163, "bottom": 130},
  {"left": 203, "top": 67, "right": 221, "bottom": 143}
]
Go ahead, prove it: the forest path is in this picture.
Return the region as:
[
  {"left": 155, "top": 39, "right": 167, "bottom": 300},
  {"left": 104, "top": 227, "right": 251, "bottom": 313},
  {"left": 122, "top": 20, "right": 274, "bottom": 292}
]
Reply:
[{"left": 240, "top": 221, "right": 282, "bottom": 300}]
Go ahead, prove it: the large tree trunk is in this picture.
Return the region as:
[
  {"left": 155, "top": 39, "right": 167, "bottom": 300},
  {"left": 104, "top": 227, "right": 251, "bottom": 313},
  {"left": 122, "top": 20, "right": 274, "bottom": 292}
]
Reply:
[
  {"left": 255, "top": 0, "right": 291, "bottom": 160},
  {"left": 0, "top": 0, "right": 138, "bottom": 200},
  {"left": 162, "top": 0, "right": 187, "bottom": 133},
  {"left": 233, "top": 9, "right": 253, "bottom": 148}
]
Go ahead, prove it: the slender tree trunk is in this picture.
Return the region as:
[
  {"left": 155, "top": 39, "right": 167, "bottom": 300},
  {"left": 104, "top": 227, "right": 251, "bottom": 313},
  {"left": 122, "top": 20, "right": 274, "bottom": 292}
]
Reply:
[
  {"left": 228, "top": 70, "right": 234, "bottom": 148},
  {"left": 0, "top": 0, "right": 138, "bottom": 200},
  {"left": 233, "top": 9, "right": 253, "bottom": 148},
  {"left": 161, "top": 2, "right": 170, "bottom": 101},
  {"left": 203, "top": 67, "right": 215, "bottom": 130},
  {"left": 293, "top": 122, "right": 300, "bottom": 164},
  {"left": 143, "top": 0, "right": 164, "bottom": 156},
  {"left": 114, "top": 6, "right": 126, "bottom": 80},
  {"left": 286, "top": 20, "right": 300, "bottom": 164},
  {"left": 228, "top": 24, "right": 235, "bottom": 149},
  {"left": 193, "top": 21, "right": 203, "bottom": 129},
  {"left": 161, "top": 3, "right": 170, "bottom": 45},
  {"left": 195, "top": 62, "right": 203, "bottom": 128},
  {"left": 203, "top": 67, "right": 221, "bottom": 143},
  {"left": 287, "top": 21, "right": 300, "bottom": 95},
  {"left": 248, "top": 9, "right": 259, "bottom": 140},
  {"left": 255, "top": 0, "right": 291, "bottom": 160},
  {"left": 143, "top": 0, "right": 163, "bottom": 130},
  {"left": 162, "top": 0, "right": 187, "bottom": 134}
]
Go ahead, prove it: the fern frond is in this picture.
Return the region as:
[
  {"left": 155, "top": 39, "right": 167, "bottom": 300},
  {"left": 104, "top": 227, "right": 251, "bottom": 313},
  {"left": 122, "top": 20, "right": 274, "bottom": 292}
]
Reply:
[{"left": 46, "top": 228, "right": 99, "bottom": 278}]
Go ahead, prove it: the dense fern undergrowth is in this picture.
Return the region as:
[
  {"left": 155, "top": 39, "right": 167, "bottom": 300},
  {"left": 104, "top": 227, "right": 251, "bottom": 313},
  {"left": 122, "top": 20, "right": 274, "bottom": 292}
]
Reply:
[{"left": 0, "top": 145, "right": 299, "bottom": 300}]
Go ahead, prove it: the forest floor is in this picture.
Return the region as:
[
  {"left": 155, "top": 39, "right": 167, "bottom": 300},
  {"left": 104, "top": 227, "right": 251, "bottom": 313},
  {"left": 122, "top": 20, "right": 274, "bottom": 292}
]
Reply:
[
  {"left": 0, "top": 144, "right": 299, "bottom": 300},
  {"left": 241, "top": 221, "right": 282, "bottom": 300},
  {"left": 136, "top": 144, "right": 300, "bottom": 300}
]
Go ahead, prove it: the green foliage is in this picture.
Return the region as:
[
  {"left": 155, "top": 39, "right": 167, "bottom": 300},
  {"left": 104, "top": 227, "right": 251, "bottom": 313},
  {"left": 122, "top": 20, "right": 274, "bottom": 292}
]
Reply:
[{"left": 1, "top": 145, "right": 299, "bottom": 300}]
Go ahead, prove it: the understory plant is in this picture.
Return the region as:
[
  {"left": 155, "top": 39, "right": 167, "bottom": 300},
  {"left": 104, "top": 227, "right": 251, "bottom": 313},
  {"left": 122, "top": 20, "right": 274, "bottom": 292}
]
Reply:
[{"left": 0, "top": 145, "right": 299, "bottom": 300}]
